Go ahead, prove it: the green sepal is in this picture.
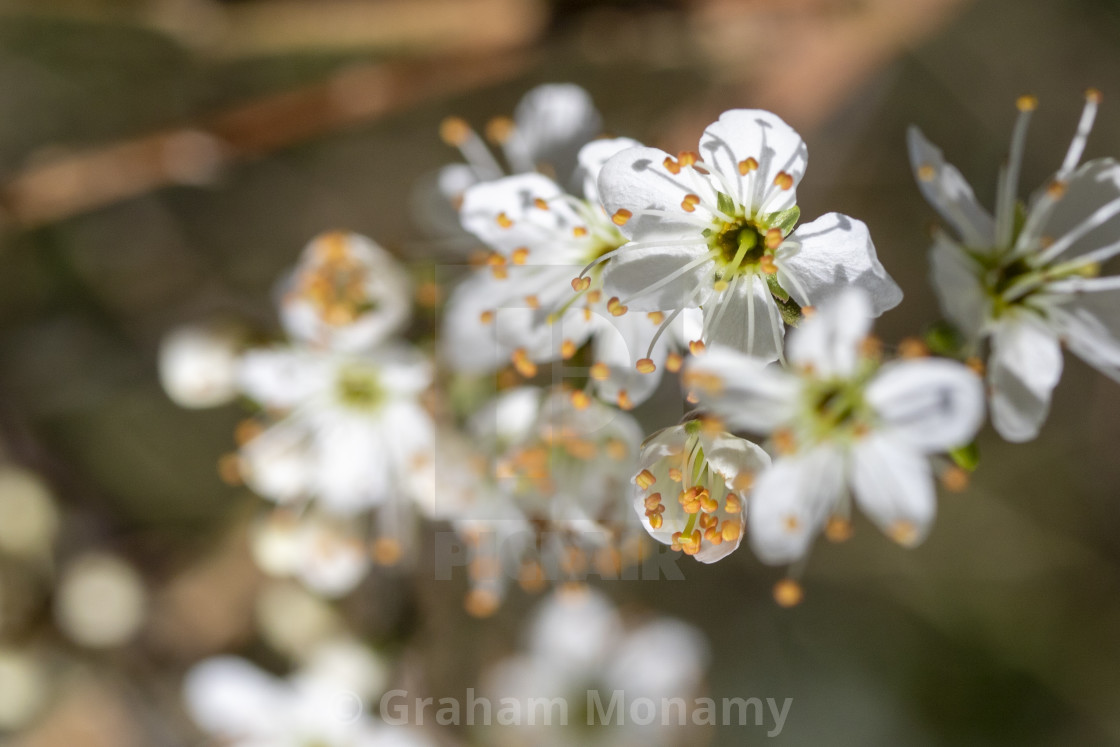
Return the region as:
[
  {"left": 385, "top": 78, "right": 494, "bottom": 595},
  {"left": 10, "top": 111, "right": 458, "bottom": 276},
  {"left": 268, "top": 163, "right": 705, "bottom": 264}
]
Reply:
[
  {"left": 924, "top": 321, "right": 964, "bottom": 358},
  {"left": 716, "top": 191, "right": 736, "bottom": 217},
  {"left": 773, "top": 292, "right": 803, "bottom": 327},
  {"left": 758, "top": 205, "right": 800, "bottom": 235},
  {"left": 766, "top": 273, "right": 790, "bottom": 302},
  {"left": 949, "top": 442, "right": 980, "bottom": 472}
]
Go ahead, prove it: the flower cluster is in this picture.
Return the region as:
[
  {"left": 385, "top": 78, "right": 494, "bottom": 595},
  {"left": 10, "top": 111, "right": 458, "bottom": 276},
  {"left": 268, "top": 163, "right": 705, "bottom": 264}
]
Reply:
[{"left": 164, "top": 85, "right": 1119, "bottom": 614}]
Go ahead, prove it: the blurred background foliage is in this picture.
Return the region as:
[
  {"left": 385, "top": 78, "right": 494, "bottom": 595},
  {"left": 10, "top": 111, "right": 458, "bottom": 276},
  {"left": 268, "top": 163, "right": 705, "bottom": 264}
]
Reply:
[{"left": 2, "top": 0, "right": 1120, "bottom": 744}]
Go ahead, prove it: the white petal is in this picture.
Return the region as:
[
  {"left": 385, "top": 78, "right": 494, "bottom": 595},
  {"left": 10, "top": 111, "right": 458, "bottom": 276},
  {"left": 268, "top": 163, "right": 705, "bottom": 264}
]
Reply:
[
  {"left": 297, "top": 523, "right": 370, "bottom": 598},
  {"left": 683, "top": 346, "right": 800, "bottom": 433},
  {"left": 749, "top": 446, "right": 845, "bottom": 565},
  {"left": 1051, "top": 281, "right": 1120, "bottom": 380},
  {"left": 409, "top": 163, "right": 478, "bottom": 240},
  {"left": 589, "top": 307, "right": 669, "bottom": 407},
  {"left": 850, "top": 435, "right": 935, "bottom": 546},
  {"left": 528, "top": 588, "right": 622, "bottom": 672},
  {"left": 459, "top": 173, "right": 581, "bottom": 259},
  {"left": 598, "top": 145, "right": 717, "bottom": 242},
  {"left": 158, "top": 324, "right": 240, "bottom": 409},
  {"left": 907, "top": 126, "right": 995, "bottom": 247},
  {"left": 468, "top": 386, "right": 542, "bottom": 446},
  {"left": 786, "top": 289, "right": 872, "bottom": 378},
  {"left": 577, "top": 136, "right": 642, "bottom": 205},
  {"left": 184, "top": 657, "right": 287, "bottom": 738},
  {"left": 514, "top": 83, "right": 602, "bottom": 186},
  {"left": 929, "top": 230, "right": 986, "bottom": 340},
  {"left": 1035, "top": 158, "right": 1120, "bottom": 262},
  {"left": 698, "top": 108, "right": 808, "bottom": 215},
  {"left": 988, "top": 313, "right": 1063, "bottom": 442},
  {"left": 776, "top": 213, "right": 902, "bottom": 315},
  {"left": 238, "top": 348, "right": 329, "bottom": 409},
  {"left": 693, "top": 432, "right": 770, "bottom": 563},
  {"left": 702, "top": 273, "right": 784, "bottom": 360},
  {"left": 600, "top": 243, "right": 714, "bottom": 312},
  {"left": 241, "top": 419, "right": 315, "bottom": 504},
  {"left": 865, "top": 359, "right": 985, "bottom": 452},
  {"left": 606, "top": 619, "right": 708, "bottom": 698},
  {"left": 312, "top": 416, "right": 388, "bottom": 514}
]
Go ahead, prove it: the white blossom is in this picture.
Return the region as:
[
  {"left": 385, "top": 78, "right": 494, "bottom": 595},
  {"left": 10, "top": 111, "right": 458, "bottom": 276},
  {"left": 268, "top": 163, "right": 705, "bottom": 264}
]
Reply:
[
  {"left": 159, "top": 322, "right": 242, "bottom": 408},
  {"left": 596, "top": 109, "right": 901, "bottom": 359},
  {"left": 909, "top": 90, "right": 1120, "bottom": 441},
  {"left": 684, "top": 290, "right": 984, "bottom": 564}
]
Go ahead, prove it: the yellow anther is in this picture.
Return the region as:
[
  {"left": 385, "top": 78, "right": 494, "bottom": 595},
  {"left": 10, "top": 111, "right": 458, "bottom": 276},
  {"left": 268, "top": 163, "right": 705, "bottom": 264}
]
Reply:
[
  {"left": 940, "top": 466, "right": 969, "bottom": 493},
  {"left": 731, "top": 471, "right": 754, "bottom": 493},
  {"left": 636, "top": 358, "right": 656, "bottom": 374},
  {"left": 783, "top": 515, "right": 800, "bottom": 532},
  {"left": 724, "top": 493, "right": 742, "bottom": 513},
  {"left": 888, "top": 520, "right": 919, "bottom": 546},
  {"left": 1016, "top": 94, "right": 1038, "bottom": 111},
  {"left": 464, "top": 588, "right": 500, "bottom": 618},
  {"left": 700, "top": 493, "right": 719, "bottom": 514},
  {"left": 525, "top": 295, "right": 540, "bottom": 309},
  {"left": 439, "top": 116, "right": 472, "bottom": 146},
  {"left": 570, "top": 390, "right": 591, "bottom": 410},
  {"left": 573, "top": 226, "right": 588, "bottom": 237},
  {"left": 511, "top": 348, "right": 538, "bottom": 378},
  {"left": 800, "top": 305, "right": 816, "bottom": 318},
  {"left": 372, "top": 537, "right": 402, "bottom": 565},
  {"left": 479, "top": 309, "right": 495, "bottom": 324},
  {"left": 415, "top": 280, "right": 440, "bottom": 307},
  {"left": 1086, "top": 87, "right": 1103, "bottom": 104},
  {"left": 644, "top": 492, "right": 663, "bottom": 510},
  {"left": 648, "top": 514, "right": 664, "bottom": 530},
  {"left": 496, "top": 212, "right": 513, "bottom": 228},
  {"left": 235, "top": 418, "right": 263, "bottom": 446},
  {"left": 917, "top": 164, "right": 936, "bottom": 181},
  {"left": 617, "top": 390, "right": 634, "bottom": 410},
  {"left": 484, "top": 115, "right": 515, "bottom": 144},
  {"left": 511, "top": 247, "right": 529, "bottom": 265},
  {"left": 713, "top": 280, "right": 729, "bottom": 292},
  {"left": 1047, "top": 180, "right": 1068, "bottom": 199},
  {"left": 677, "top": 151, "right": 700, "bottom": 167},
  {"left": 773, "top": 171, "right": 794, "bottom": 190},
  {"left": 764, "top": 228, "right": 783, "bottom": 249},
  {"left": 647, "top": 311, "right": 665, "bottom": 325},
  {"left": 898, "top": 337, "right": 929, "bottom": 359},
  {"left": 607, "top": 297, "right": 628, "bottom": 316},
  {"left": 668, "top": 468, "right": 683, "bottom": 482},
  {"left": 663, "top": 156, "right": 681, "bottom": 174},
  {"left": 825, "top": 517, "right": 852, "bottom": 542},
  {"left": 704, "top": 526, "right": 723, "bottom": 545},
  {"left": 759, "top": 256, "right": 778, "bottom": 275},
  {"left": 859, "top": 335, "right": 883, "bottom": 359},
  {"left": 773, "top": 429, "right": 797, "bottom": 455},
  {"left": 773, "top": 578, "right": 803, "bottom": 608},
  {"left": 635, "top": 469, "right": 657, "bottom": 490},
  {"left": 738, "top": 157, "right": 759, "bottom": 175},
  {"left": 587, "top": 290, "right": 602, "bottom": 303},
  {"left": 721, "top": 520, "right": 742, "bottom": 542},
  {"left": 665, "top": 352, "right": 683, "bottom": 373},
  {"left": 681, "top": 193, "right": 700, "bottom": 212},
  {"left": 561, "top": 339, "right": 577, "bottom": 359},
  {"left": 518, "top": 562, "right": 547, "bottom": 594},
  {"left": 612, "top": 209, "right": 632, "bottom": 226},
  {"left": 606, "top": 439, "right": 628, "bottom": 460},
  {"left": 688, "top": 339, "right": 706, "bottom": 355},
  {"left": 966, "top": 356, "right": 985, "bottom": 376},
  {"left": 571, "top": 276, "right": 591, "bottom": 292}
]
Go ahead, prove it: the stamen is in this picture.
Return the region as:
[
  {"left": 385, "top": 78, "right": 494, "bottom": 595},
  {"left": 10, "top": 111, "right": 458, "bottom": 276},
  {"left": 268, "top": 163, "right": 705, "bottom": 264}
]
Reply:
[
  {"left": 663, "top": 156, "right": 681, "bottom": 175},
  {"left": 612, "top": 209, "right": 633, "bottom": 226},
  {"left": 1059, "top": 88, "right": 1102, "bottom": 178},
  {"left": 688, "top": 339, "right": 706, "bottom": 355},
  {"left": 825, "top": 517, "right": 852, "bottom": 542},
  {"left": 996, "top": 95, "right": 1037, "bottom": 248},
  {"left": 917, "top": 164, "right": 935, "bottom": 181},
  {"left": 533, "top": 197, "right": 549, "bottom": 210},
  {"left": 647, "top": 311, "right": 665, "bottom": 324},
  {"left": 570, "top": 389, "right": 591, "bottom": 410},
  {"left": 665, "top": 352, "right": 683, "bottom": 372},
  {"left": 496, "top": 212, "right": 513, "bottom": 229},
  {"left": 590, "top": 362, "right": 610, "bottom": 381},
  {"left": 681, "top": 193, "right": 701, "bottom": 213},
  {"left": 617, "top": 390, "right": 634, "bottom": 410},
  {"left": 773, "top": 578, "right": 803, "bottom": 607},
  {"left": 511, "top": 348, "right": 537, "bottom": 378},
  {"left": 573, "top": 226, "right": 588, "bottom": 237},
  {"left": 773, "top": 172, "right": 794, "bottom": 190},
  {"left": 636, "top": 469, "right": 657, "bottom": 490},
  {"left": 738, "top": 157, "right": 759, "bottom": 175},
  {"left": 439, "top": 116, "right": 471, "bottom": 146},
  {"left": 479, "top": 310, "right": 494, "bottom": 324},
  {"left": 607, "top": 297, "right": 628, "bottom": 316},
  {"left": 636, "top": 358, "right": 656, "bottom": 374},
  {"left": 571, "top": 276, "right": 591, "bottom": 292},
  {"left": 511, "top": 247, "right": 529, "bottom": 264},
  {"left": 561, "top": 339, "right": 577, "bottom": 359},
  {"left": 484, "top": 116, "right": 515, "bottom": 144}
]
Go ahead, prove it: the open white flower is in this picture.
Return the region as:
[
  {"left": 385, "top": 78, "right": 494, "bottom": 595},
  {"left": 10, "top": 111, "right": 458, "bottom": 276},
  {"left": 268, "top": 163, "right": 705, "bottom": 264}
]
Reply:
[
  {"left": 684, "top": 290, "right": 984, "bottom": 565},
  {"left": 909, "top": 90, "right": 1120, "bottom": 441},
  {"left": 236, "top": 344, "right": 434, "bottom": 528},
  {"left": 484, "top": 587, "right": 708, "bottom": 747},
  {"left": 184, "top": 655, "right": 432, "bottom": 747},
  {"left": 279, "top": 231, "right": 411, "bottom": 353},
  {"left": 631, "top": 420, "right": 769, "bottom": 562},
  {"left": 443, "top": 140, "right": 698, "bottom": 409},
  {"left": 595, "top": 109, "right": 902, "bottom": 360}
]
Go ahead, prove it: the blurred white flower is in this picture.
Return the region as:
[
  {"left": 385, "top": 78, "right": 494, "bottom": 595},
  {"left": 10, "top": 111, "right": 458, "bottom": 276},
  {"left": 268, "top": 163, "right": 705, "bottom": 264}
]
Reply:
[
  {"left": 414, "top": 83, "right": 603, "bottom": 243},
  {"left": 158, "top": 322, "right": 242, "bottom": 408},
  {"left": 184, "top": 655, "right": 433, "bottom": 747},
  {"left": 597, "top": 109, "right": 901, "bottom": 359},
  {"left": 0, "top": 465, "right": 58, "bottom": 560},
  {"left": 250, "top": 511, "right": 371, "bottom": 598},
  {"left": 236, "top": 344, "right": 434, "bottom": 521},
  {"left": 484, "top": 587, "right": 708, "bottom": 747},
  {"left": 279, "top": 231, "right": 412, "bottom": 353},
  {"left": 55, "top": 552, "right": 147, "bottom": 648},
  {"left": 685, "top": 290, "right": 985, "bottom": 565},
  {"left": 447, "top": 387, "right": 645, "bottom": 614},
  {"left": 444, "top": 139, "right": 700, "bottom": 409},
  {"left": 630, "top": 421, "right": 769, "bottom": 563},
  {"left": 910, "top": 90, "right": 1120, "bottom": 441},
  {"left": 0, "top": 648, "right": 49, "bottom": 731}
]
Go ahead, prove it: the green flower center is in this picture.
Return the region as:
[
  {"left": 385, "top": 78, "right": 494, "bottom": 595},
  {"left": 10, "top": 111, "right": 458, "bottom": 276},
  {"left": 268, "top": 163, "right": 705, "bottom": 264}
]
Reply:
[{"left": 335, "top": 365, "right": 384, "bottom": 411}]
